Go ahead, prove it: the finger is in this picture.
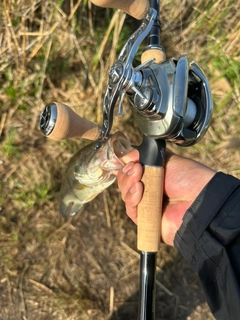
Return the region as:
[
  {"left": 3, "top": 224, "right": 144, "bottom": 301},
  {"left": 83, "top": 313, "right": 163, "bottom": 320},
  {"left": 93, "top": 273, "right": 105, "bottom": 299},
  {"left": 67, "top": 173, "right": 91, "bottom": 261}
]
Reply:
[
  {"left": 124, "top": 181, "right": 143, "bottom": 224},
  {"left": 117, "top": 162, "right": 135, "bottom": 191},
  {"left": 117, "top": 162, "right": 143, "bottom": 201},
  {"left": 112, "top": 149, "right": 140, "bottom": 176},
  {"left": 120, "top": 149, "right": 139, "bottom": 164}
]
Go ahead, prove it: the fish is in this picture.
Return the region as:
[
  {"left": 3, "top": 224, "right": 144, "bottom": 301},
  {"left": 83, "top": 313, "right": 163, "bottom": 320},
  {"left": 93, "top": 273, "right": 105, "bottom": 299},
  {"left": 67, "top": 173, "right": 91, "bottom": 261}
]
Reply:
[{"left": 58, "top": 131, "right": 133, "bottom": 216}]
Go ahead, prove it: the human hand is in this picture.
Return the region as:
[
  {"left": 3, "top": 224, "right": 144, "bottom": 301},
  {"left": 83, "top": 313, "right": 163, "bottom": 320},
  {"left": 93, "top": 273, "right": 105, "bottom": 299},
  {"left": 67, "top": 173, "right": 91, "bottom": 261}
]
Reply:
[{"left": 118, "top": 150, "right": 216, "bottom": 246}]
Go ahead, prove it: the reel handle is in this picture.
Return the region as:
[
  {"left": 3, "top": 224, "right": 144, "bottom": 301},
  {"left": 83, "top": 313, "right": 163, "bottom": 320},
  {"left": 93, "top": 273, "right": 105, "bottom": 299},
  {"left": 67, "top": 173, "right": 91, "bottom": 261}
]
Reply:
[
  {"left": 39, "top": 102, "right": 101, "bottom": 141},
  {"left": 90, "top": 0, "right": 149, "bottom": 20}
]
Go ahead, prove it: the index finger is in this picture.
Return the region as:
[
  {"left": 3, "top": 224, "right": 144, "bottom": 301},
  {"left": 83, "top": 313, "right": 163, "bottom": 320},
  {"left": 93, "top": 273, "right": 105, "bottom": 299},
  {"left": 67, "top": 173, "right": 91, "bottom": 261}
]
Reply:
[
  {"left": 112, "top": 149, "right": 140, "bottom": 176},
  {"left": 120, "top": 148, "right": 139, "bottom": 164}
]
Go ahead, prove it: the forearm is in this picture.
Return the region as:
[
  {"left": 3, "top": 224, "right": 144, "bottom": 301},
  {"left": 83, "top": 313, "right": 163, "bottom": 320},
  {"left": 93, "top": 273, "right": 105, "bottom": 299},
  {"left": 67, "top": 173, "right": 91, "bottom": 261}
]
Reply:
[{"left": 174, "top": 172, "right": 240, "bottom": 320}]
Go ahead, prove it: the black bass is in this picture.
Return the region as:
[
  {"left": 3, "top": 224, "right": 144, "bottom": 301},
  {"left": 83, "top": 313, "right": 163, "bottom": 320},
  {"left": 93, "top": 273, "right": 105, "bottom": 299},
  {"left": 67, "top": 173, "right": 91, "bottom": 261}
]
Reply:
[{"left": 59, "top": 132, "right": 133, "bottom": 216}]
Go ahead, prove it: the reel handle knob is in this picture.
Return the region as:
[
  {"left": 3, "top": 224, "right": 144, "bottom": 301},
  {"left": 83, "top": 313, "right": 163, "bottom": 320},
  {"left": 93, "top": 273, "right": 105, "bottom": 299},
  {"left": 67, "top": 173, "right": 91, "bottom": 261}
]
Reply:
[
  {"left": 90, "top": 0, "right": 149, "bottom": 20},
  {"left": 39, "top": 102, "right": 101, "bottom": 141}
]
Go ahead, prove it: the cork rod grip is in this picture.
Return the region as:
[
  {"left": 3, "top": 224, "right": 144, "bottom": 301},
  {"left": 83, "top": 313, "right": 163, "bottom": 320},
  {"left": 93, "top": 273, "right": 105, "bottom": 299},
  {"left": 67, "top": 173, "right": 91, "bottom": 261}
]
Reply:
[
  {"left": 137, "top": 166, "right": 164, "bottom": 252},
  {"left": 47, "top": 102, "right": 101, "bottom": 141},
  {"left": 90, "top": 0, "right": 149, "bottom": 20}
]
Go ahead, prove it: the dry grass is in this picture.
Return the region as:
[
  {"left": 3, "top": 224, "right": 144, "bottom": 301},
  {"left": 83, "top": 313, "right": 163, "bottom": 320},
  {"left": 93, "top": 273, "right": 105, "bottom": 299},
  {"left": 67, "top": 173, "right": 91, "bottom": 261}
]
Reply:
[{"left": 0, "top": 0, "right": 239, "bottom": 319}]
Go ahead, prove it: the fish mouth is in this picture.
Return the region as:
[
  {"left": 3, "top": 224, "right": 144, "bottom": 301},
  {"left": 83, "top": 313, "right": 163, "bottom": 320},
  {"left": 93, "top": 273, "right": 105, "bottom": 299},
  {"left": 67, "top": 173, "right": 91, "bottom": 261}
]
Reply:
[
  {"left": 100, "top": 132, "right": 133, "bottom": 171},
  {"left": 111, "top": 132, "right": 133, "bottom": 158}
]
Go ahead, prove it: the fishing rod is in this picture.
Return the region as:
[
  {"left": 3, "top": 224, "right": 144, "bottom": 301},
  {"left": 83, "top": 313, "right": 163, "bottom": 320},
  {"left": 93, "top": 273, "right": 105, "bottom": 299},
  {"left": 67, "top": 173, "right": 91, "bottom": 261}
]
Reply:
[
  {"left": 39, "top": 0, "right": 213, "bottom": 318},
  {"left": 134, "top": 2, "right": 165, "bottom": 319}
]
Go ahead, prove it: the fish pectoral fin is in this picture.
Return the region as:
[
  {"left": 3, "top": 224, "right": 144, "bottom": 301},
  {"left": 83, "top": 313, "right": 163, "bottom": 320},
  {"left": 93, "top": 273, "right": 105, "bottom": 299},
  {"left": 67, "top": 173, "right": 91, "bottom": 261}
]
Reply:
[{"left": 74, "top": 181, "right": 88, "bottom": 190}]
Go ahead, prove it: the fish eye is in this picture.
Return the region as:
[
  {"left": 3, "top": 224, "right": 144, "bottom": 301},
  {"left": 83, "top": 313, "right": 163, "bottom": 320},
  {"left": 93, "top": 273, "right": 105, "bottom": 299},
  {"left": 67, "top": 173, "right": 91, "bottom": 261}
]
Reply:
[{"left": 94, "top": 141, "right": 102, "bottom": 150}]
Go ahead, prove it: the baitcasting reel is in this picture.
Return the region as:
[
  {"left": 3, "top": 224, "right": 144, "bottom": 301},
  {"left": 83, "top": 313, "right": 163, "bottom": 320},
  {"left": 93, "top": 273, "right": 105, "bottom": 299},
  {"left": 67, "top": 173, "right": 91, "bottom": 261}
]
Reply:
[
  {"left": 39, "top": 8, "right": 212, "bottom": 148},
  {"left": 99, "top": 8, "right": 212, "bottom": 146}
]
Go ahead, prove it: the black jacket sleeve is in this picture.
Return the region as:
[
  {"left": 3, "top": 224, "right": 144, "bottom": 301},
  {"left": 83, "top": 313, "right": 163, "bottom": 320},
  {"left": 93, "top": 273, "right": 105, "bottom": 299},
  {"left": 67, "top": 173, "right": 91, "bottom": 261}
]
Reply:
[{"left": 174, "top": 172, "right": 240, "bottom": 320}]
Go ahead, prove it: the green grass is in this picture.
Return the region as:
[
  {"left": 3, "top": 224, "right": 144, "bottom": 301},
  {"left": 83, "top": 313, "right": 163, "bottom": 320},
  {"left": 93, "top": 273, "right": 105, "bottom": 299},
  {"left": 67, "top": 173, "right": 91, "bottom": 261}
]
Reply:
[
  {"left": 212, "top": 54, "right": 240, "bottom": 86},
  {"left": 12, "top": 184, "right": 52, "bottom": 209},
  {"left": 0, "top": 127, "right": 20, "bottom": 158}
]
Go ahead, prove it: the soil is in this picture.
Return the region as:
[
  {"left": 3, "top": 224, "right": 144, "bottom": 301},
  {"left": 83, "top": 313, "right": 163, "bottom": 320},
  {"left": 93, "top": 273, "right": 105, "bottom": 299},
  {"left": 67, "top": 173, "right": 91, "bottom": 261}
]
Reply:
[{"left": 0, "top": 185, "right": 215, "bottom": 320}]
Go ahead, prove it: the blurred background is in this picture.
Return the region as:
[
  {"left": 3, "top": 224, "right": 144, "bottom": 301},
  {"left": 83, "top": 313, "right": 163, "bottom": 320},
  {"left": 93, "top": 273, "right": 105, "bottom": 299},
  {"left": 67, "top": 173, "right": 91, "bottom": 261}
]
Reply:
[{"left": 0, "top": 0, "right": 239, "bottom": 319}]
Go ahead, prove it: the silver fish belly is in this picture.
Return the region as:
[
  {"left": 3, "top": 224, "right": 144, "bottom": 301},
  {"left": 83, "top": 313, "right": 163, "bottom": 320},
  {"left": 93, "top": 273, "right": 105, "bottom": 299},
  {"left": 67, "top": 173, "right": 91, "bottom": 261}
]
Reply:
[{"left": 59, "top": 132, "right": 133, "bottom": 216}]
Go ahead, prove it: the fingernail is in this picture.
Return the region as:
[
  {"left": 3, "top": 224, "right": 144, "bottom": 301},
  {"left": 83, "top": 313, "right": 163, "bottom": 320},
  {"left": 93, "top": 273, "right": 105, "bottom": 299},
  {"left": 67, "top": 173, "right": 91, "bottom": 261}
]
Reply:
[
  {"left": 122, "top": 162, "right": 133, "bottom": 174},
  {"left": 129, "top": 184, "right": 137, "bottom": 194},
  {"left": 127, "top": 167, "right": 135, "bottom": 176}
]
